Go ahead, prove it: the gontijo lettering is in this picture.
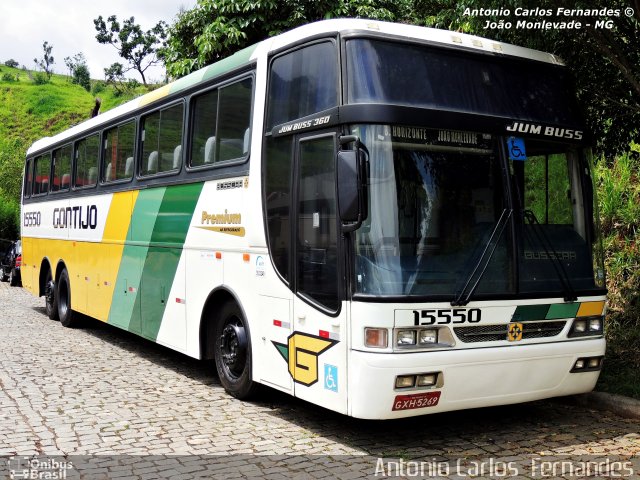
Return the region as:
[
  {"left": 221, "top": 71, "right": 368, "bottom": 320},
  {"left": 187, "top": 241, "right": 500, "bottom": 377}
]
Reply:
[{"left": 53, "top": 205, "right": 98, "bottom": 229}]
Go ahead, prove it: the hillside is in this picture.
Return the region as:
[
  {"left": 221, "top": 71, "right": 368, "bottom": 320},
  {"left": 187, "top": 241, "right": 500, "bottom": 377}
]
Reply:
[{"left": 0, "top": 65, "right": 146, "bottom": 240}]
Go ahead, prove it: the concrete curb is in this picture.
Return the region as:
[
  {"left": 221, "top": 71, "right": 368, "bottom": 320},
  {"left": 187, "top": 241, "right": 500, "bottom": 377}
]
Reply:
[{"left": 573, "top": 392, "right": 640, "bottom": 419}]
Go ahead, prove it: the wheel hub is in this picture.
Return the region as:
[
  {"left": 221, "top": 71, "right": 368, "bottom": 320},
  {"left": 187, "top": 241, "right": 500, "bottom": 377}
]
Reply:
[{"left": 219, "top": 321, "right": 247, "bottom": 377}]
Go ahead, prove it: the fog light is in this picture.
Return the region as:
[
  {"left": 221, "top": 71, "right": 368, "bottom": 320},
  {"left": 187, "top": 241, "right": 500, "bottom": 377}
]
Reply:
[
  {"left": 418, "top": 329, "right": 438, "bottom": 345},
  {"left": 365, "top": 328, "right": 388, "bottom": 348},
  {"left": 395, "top": 375, "right": 415, "bottom": 389},
  {"left": 574, "top": 359, "right": 585, "bottom": 370},
  {"left": 416, "top": 373, "right": 438, "bottom": 387},
  {"left": 587, "top": 357, "right": 601, "bottom": 369},
  {"left": 573, "top": 320, "right": 587, "bottom": 333},
  {"left": 397, "top": 330, "right": 417, "bottom": 346},
  {"left": 589, "top": 317, "right": 603, "bottom": 332}
]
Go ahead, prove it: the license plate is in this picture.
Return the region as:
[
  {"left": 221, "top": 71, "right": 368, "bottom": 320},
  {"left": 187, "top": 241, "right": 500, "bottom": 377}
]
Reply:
[{"left": 392, "top": 391, "right": 441, "bottom": 411}]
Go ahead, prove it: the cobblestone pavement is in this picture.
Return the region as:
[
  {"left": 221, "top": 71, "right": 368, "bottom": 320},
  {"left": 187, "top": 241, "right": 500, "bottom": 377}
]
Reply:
[{"left": 1, "top": 283, "right": 639, "bottom": 478}]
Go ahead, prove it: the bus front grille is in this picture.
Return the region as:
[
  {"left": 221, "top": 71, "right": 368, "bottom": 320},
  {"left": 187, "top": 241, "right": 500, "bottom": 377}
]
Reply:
[{"left": 453, "top": 321, "right": 566, "bottom": 343}]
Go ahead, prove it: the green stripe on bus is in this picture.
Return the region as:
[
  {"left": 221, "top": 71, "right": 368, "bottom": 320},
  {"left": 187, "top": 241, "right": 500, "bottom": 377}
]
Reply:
[
  {"left": 108, "top": 188, "right": 166, "bottom": 332},
  {"left": 512, "top": 304, "right": 549, "bottom": 321},
  {"left": 546, "top": 303, "right": 580, "bottom": 319},
  {"left": 138, "top": 182, "right": 204, "bottom": 341},
  {"left": 201, "top": 44, "right": 259, "bottom": 82}
]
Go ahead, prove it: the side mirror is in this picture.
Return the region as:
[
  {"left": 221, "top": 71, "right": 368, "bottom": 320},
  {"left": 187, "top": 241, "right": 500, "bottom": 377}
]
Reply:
[{"left": 337, "top": 137, "right": 368, "bottom": 232}]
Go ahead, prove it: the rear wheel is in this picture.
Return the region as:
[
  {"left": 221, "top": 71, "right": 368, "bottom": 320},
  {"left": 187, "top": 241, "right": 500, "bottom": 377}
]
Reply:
[
  {"left": 44, "top": 269, "right": 58, "bottom": 320},
  {"left": 56, "top": 268, "right": 78, "bottom": 328},
  {"left": 213, "top": 302, "right": 258, "bottom": 399}
]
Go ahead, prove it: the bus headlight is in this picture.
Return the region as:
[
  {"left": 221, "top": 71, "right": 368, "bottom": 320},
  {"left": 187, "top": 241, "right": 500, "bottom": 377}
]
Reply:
[
  {"left": 394, "top": 328, "right": 455, "bottom": 350},
  {"left": 418, "top": 329, "right": 438, "bottom": 345},
  {"left": 397, "top": 330, "right": 417, "bottom": 346},
  {"left": 569, "top": 316, "right": 604, "bottom": 337}
]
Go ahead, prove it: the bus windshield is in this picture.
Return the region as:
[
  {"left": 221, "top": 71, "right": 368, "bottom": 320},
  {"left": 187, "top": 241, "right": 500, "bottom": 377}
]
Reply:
[{"left": 352, "top": 124, "right": 604, "bottom": 299}]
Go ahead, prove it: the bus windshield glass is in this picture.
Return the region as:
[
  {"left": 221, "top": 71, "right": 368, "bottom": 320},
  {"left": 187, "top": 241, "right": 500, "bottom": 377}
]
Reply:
[
  {"left": 346, "top": 38, "right": 581, "bottom": 125},
  {"left": 352, "top": 125, "right": 604, "bottom": 298}
]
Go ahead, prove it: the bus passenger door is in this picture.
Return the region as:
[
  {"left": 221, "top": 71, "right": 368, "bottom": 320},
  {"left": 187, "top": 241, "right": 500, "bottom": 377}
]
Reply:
[{"left": 291, "top": 132, "right": 348, "bottom": 415}]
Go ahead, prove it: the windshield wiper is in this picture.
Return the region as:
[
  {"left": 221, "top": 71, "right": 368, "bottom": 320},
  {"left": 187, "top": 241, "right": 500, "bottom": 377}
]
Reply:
[
  {"left": 522, "top": 209, "right": 578, "bottom": 302},
  {"left": 451, "top": 208, "right": 513, "bottom": 307}
]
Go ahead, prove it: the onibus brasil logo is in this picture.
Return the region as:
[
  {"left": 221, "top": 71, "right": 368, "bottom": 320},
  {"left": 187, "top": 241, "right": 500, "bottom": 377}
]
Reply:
[{"left": 272, "top": 332, "right": 337, "bottom": 386}]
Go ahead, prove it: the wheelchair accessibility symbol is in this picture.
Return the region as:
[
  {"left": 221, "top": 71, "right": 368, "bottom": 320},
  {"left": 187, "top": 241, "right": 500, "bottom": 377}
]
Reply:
[
  {"left": 507, "top": 137, "right": 527, "bottom": 161},
  {"left": 324, "top": 364, "right": 338, "bottom": 392}
]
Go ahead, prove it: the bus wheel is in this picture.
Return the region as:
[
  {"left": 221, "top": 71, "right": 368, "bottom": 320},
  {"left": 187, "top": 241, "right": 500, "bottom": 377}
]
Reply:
[
  {"left": 56, "top": 268, "right": 78, "bottom": 328},
  {"left": 213, "top": 302, "right": 258, "bottom": 399},
  {"left": 45, "top": 269, "right": 59, "bottom": 320}
]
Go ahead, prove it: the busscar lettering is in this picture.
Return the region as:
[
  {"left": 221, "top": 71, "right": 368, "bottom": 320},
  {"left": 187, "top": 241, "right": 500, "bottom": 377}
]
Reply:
[{"left": 52, "top": 205, "right": 97, "bottom": 230}]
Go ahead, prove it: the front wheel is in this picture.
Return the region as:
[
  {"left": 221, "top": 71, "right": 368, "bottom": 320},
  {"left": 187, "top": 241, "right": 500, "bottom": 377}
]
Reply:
[
  {"left": 213, "top": 302, "right": 258, "bottom": 399},
  {"left": 56, "top": 268, "right": 78, "bottom": 328},
  {"left": 45, "top": 269, "right": 58, "bottom": 320}
]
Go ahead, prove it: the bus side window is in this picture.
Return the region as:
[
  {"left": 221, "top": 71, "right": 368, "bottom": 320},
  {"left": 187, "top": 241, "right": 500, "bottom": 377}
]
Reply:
[
  {"left": 33, "top": 153, "right": 51, "bottom": 195},
  {"left": 52, "top": 144, "right": 72, "bottom": 193},
  {"left": 217, "top": 78, "right": 252, "bottom": 162},
  {"left": 104, "top": 121, "right": 135, "bottom": 182},
  {"left": 23, "top": 159, "right": 32, "bottom": 198},
  {"left": 75, "top": 134, "right": 100, "bottom": 188},
  {"left": 266, "top": 41, "right": 337, "bottom": 129},
  {"left": 141, "top": 103, "right": 183, "bottom": 175}
]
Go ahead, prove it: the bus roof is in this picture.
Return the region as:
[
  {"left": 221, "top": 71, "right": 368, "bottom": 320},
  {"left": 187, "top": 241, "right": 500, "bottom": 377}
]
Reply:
[{"left": 27, "top": 18, "right": 563, "bottom": 156}]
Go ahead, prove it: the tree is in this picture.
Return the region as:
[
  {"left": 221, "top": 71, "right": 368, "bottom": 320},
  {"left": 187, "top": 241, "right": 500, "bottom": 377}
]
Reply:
[
  {"left": 163, "top": 0, "right": 411, "bottom": 78},
  {"left": 33, "top": 41, "right": 55, "bottom": 79},
  {"left": 63, "top": 53, "right": 90, "bottom": 90},
  {"left": 94, "top": 15, "right": 167, "bottom": 85},
  {"left": 73, "top": 64, "right": 91, "bottom": 92},
  {"left": 4, "top": 59, "right": 18, "bottom": 68}
]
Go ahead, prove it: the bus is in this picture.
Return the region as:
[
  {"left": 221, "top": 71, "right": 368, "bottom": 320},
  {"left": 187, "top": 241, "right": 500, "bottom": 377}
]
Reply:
[{"left": 21, "top": 19, "right": 606, "bottom": 419}]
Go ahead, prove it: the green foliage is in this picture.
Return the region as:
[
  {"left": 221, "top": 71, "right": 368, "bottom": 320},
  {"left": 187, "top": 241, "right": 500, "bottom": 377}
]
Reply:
[
  {"left": 1, "top": 72, "right": 18, "bottom": 82},
  {"left": 4, "top": 59, "right": 19, "bottom": 68},
  {"left": 33, "top": 72, "right": 49, "bottom": 85},
  {"left": 594, "top": 149, "right": 640, "bottom": 398},
  {"left": 163, "top": 0, "right": 412, "bottom": 78},
  {"left": 72, "top": 64, "right": 91, "bottom": 92},
  {"left": 0, "top": 194, "right": 19, "bottom": 240},
  {"left": 92, "top": 81, "right": 106, "bottom": 95},
  {"left": 94, "top": 15, "right": 167, "bottom": 85}
]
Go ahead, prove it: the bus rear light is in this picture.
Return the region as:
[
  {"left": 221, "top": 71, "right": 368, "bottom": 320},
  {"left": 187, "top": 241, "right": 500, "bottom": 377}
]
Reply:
[
  {"left": 15, "top": 255, "right": 21, "bottom": 267},
  {"left": 571, "top": 356, "right": 603, "bottom": 372},
  {"left": 364, "top": 328, "right": 388, "bottom": 348}
]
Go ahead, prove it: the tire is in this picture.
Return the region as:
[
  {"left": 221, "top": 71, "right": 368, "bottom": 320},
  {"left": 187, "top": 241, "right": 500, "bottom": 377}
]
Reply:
[
  {"left": 0, "top": 269, "right": 7, "bottom": 282},
  {"left": 56, "top": 268, "right": 78, "bottom": 328},
  {"left": 44, "top": 269, "right": 59, "bottom": 320},
  {"left": 9, "top": 269, "right": 18, "bottom": 287},
  {"left": 213, "top": 302, "right": 258, "bottom": 399}
]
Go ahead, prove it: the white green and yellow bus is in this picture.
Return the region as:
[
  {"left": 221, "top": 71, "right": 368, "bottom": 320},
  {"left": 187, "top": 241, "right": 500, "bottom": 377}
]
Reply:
[{"left": 21, "top": 19, "right": 606, "bottom": 419}]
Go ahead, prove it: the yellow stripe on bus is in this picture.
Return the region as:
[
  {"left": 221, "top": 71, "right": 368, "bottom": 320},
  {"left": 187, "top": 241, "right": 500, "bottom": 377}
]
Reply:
[
  {"left": 92, "top": 191, "right": 138, "bottom": 321},
  {"left": 576, "top": 301, "right": 605, "bottom": 317}
]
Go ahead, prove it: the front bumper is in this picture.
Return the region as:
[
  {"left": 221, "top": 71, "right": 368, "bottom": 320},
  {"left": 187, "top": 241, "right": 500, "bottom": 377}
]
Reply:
[{"left": 348, "top": 338, "right": 605, "bottom": 419}]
